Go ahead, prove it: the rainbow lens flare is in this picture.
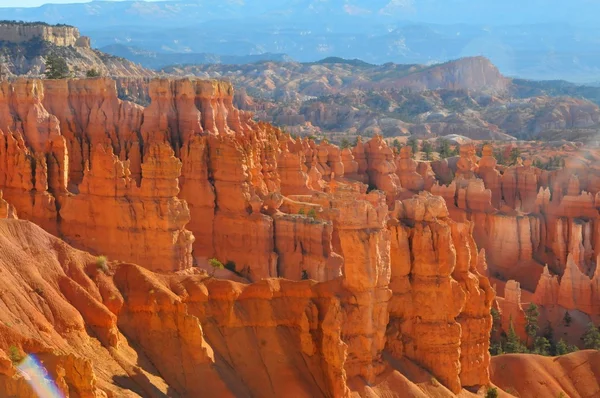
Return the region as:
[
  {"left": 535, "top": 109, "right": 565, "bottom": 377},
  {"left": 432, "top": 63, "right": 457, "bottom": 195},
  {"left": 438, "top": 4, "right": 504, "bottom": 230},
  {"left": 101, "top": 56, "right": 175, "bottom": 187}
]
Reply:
[{"left": 16, "top": 355, "right": 63, "bottom": 398}]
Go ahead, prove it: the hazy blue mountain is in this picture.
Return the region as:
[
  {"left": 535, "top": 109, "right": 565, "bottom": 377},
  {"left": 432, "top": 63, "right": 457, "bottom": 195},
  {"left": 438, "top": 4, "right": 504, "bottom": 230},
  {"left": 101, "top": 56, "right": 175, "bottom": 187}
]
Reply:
[
  {"left": 100, "top": 44, "right": 293, "bottom": 69},
  {"left": 3, "top": 0, "right": 600, "bottom": 81}
]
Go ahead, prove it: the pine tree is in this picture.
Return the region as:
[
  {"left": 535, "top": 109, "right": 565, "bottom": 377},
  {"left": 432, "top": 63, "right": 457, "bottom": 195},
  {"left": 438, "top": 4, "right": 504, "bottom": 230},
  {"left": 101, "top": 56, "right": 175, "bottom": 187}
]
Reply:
[
  {"left": 438, "top": 139, "right": 451, "bottom": 158},
  {"left": 510, "top": 147, "right": 522, "bottom": 165},
  {"left": 393, "top": 139, "right": 403, "bottom": 153},
  {"left": 407, "top": 137, "right": 418, "bottom": 157},
  {"left": 44, "top": 53, "right": 70, "bottom": 79},
  {"left": 563, "top": 311, "right": 572, "bottom": 327},
  {"left": 340, "top": 137, "right": 351, "bottom": 149},
  {"left": 524, "top": 303, "right": 540, "bottom": 347},
  {"left": 494, "top": 149, "right": 505, "bottom": 165},
  {"left": 583, "top": 323, "right": 600, "bottom": 350},
  {"left": 505, "top": 317, "right": 526, "bottom": 353},
  {"left": 491, "top": 307, "right": 501, "bottom": 334},
  {"left": 533, "top": 336, "right": 551, "bottom": 355},
  {"left": 422, "top": 141, "right": 433, "bottom": 161},
  {"left": 555, "top": 339, "right": 569, "bottom": 355}
]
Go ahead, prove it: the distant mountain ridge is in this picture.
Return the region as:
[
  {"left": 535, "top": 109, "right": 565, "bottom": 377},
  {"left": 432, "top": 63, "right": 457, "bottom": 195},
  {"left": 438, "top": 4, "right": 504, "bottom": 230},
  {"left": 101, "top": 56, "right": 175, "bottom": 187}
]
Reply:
[
  {"left": 159, "top": 56, "right": 600, "bottom": 143},
  {"left": 3, "top": 1, "right": 600, "bottom": 82},
  {"left": 100, "top": 44, "right": 293, "bottom": 69}
]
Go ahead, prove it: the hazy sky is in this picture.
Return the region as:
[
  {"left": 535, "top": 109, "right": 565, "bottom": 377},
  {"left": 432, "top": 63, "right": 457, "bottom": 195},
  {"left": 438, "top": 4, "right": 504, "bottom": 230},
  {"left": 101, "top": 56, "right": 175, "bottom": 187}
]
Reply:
[{"left": 0, "top": 0, "right": 128, "bottom": 7}]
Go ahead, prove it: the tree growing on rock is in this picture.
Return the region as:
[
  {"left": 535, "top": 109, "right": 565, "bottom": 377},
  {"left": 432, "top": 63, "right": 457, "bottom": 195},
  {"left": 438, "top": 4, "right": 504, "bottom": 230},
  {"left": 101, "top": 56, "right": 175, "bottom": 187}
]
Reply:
[
  {"left": 438, "top": 139, "right": 451, "bottom": 158},
  {"left": 421, "top": 140, "right": 433, "bottom": 161},
  {"left": 485, "top": 387, "right": 499, "bottom": 398},
  {"left": 208, "top": 258, "right": 224, "bottom": 276},
  {"left": 509, "top": 147, "right": 522, "bottom": 165},
  {"left": 533, "top": 336, "right": 551, "bottom": 355},
  {"left": 340, "top": 137, "right": 351, "bottom": 149},
  {"left": 583, "top": 323, "right": 600, "bottom": 350},
  {"left": 524, "top": 303, "right": 540, "bottom": 347},
  {"left": 555, "top": 339, "right": 578, "bottom": 355},
  {"left": 504, "top": 317, "right": 527, "bottom": 353},
  {"left": 44, "top": 53, "right": 70, "bottom": 79},
  {"left": 407, "top": 137, "right": 418, "bottom": 157},
  {"left": 489, "top": 307, "right": 503, "bottom": 356},
  {"left": 563, "top": 311, "right": 572, "bottom": 327},
  {"left": 86, "top": 68, "right": 101, "bottom": 78},
  {"left": 494, "top": 149, "right": 506, "bottom": 165},
  {"left": 392, "top": 139, "right": 402, "bottom": 154}
]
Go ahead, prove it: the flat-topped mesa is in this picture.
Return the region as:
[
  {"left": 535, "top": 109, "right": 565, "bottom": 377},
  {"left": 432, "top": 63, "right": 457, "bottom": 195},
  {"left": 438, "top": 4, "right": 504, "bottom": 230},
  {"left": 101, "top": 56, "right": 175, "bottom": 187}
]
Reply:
[
  {"left": 0, "top": 21, "right": 90, "bottom": 47},
  {"left": 387, "top": 192, "right": 494, "bottom": 393}
]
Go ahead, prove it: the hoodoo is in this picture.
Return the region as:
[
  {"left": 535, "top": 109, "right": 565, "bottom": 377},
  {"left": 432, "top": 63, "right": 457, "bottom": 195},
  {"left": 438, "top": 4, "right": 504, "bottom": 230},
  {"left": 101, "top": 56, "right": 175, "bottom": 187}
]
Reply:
[
  {"left": 0, "top": 77, "right": 498, "bottom": 397},
  {"left": 0, "top": 75, "right": 599, "bottom": 397}
]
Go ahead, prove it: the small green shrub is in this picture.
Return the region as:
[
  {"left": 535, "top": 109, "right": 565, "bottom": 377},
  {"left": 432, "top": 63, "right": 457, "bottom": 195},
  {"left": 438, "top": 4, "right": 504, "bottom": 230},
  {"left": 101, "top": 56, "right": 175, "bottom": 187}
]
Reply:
[
  {"left": 563, "top": 311, "right": 572, "bottom": 327},
  {"left": 583, "top": 323, "right": 600, "bottom": 350},
  {"left": 485, "top": 387, "right": 499, "bottom": 398},
  {"left": 298, "top": 208, "right": 305, "bottom": 215},
  {"left": 8, "top": 345, "right": 23, "bottom": 364},
  {"left": 86, "top": 68, "right": 101, "bottom": 78},
  {"left": 208, "top": 258, "right": 224, "bottom": 276},
  {"left": 307, "top": 208, "right": 317, "bottom": 219},
  {"left": 96, "top": 255, "right": 108, "bottom": 273}
]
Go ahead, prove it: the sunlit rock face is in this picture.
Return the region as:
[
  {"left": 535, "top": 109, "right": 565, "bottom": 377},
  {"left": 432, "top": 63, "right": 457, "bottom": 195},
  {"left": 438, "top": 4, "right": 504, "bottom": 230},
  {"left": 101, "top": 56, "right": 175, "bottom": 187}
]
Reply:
[{"left": 0, "top": 77, "right": 500, "bottom": 396}]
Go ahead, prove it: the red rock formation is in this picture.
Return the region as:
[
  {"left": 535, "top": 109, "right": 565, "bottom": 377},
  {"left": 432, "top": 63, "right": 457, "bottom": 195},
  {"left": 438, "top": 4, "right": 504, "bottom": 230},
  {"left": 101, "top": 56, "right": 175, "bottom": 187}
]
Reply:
[
  {"left": 59, "top": 142, "right": 194, "bottom": 271},
  {"left": 0, "top": 211, "right": 497, "bottom": 397},
  {"left": 497, "top": 280, "right": 527, "bottom": 341},
  {"left": 395, "top": 146, "right": 424, "bottom": 192},
  {"left": 455, "top": 144, "right": 478, "bottom": 179},
  {"left": 0, "top": 191, "right": 17, "bottom": 219},
  {"left": 364, "top": 135, "right": 401, "bottom": 203},
  {"left": 477, "top": 144, "right": 502, "bottom": 207},
  {"left": 0, "top": 77, "right": 503, "bottom": 396},
  {"left": 387, "top": 192, "right": 493, "bottom": 393}
]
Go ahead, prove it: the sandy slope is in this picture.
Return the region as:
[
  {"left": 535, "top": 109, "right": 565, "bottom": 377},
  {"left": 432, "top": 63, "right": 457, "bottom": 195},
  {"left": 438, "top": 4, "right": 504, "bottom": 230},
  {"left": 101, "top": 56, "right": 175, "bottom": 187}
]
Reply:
[{"left": 491, "top": 350, "right": 600, "bottom": 397}]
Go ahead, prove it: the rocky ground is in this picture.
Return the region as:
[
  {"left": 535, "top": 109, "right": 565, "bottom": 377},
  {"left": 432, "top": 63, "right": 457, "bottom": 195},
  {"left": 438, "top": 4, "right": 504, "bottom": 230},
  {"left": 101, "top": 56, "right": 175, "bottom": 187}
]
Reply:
[{"left": 164, "top": 57, "right": 600, "bottom": 144}]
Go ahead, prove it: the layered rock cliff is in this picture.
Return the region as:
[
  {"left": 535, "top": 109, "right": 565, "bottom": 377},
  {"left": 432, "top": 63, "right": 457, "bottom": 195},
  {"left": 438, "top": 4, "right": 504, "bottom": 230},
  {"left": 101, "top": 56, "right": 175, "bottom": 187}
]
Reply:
[
  {"left": 0, "top": 77, "right": 499, "bottom": 396},
  {"left": 0, "top": 22, "right": 152, "bottom": 78},
  {"left": 0, "top": 21, "right": 88, "bottom": 47},
  {"left": 425, "top": 142, "right": 600, "bottom": 321}
]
